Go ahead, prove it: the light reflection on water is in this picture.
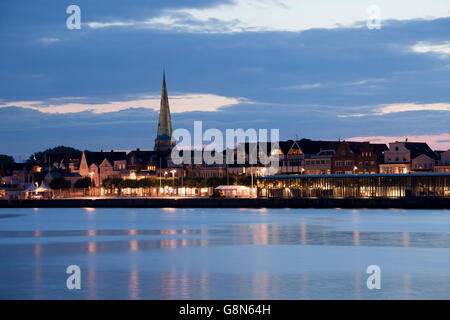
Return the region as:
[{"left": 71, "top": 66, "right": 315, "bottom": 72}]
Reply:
[{"left": 0, "top": 208, "right": 450, "bottom": 299}]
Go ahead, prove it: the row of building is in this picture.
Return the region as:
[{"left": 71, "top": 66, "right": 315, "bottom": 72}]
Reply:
[
  {"left": 1, "top": 139, "right": 449, "bottom": 189},
  {"left": 1, "top": 71, "right": 449, "bottom": 196}
]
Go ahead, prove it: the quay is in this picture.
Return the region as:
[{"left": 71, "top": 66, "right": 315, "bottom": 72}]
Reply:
[{"left": 1, "top": 196, "right": 449, "bottom": 209}]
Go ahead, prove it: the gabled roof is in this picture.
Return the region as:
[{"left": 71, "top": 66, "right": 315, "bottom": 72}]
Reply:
[
  {"left": 405, "top": 142, "right": 438, "bottom": 160},
  {"left": 127, "top": 150, "right": 159, "bottom": 163},
  {"left": 297, "top": 139, "right": 339, "bottom": 155},
  {"left": 84, "top": 151, "right": 127, "bottom": 167}
]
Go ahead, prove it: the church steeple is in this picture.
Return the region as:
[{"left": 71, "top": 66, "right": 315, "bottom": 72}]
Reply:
[{"left": 155, "top": 68, "right": 175, "bottom": 151}]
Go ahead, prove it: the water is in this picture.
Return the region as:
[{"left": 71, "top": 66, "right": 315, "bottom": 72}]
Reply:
[{"left": 1, "top": 207, "right": 450, "bottom": 299}]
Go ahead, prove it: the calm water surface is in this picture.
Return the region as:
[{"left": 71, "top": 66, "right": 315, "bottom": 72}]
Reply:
[{"left": 1, "top": 207, "right": 450, "bottom": 299}]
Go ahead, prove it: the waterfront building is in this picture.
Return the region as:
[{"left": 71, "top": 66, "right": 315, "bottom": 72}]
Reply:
[
  {"left": 43, "top": 171, "right": 81, "bottom": 188},
  {"left": 380, "top": 141, "right": 438, "bottom": 174},
  {"left": 304, "top": 149, "right": 334, "bottom": 175},
  {"left": 331, "top": 141, "right": 355, "bottom": 174},
  {"left": 79, "top": 151, "right": 127, "bottom": 186},
  {"left": 434, "top": 150, "right": 450, "bottom": 173},
  {"left": 411, "top": 154, "right": 436, "bottom": 172},
  {"left": 0, "top": 163, "right": 37, "bottom": 186},
  {"left": 127, "top": 149, "right": 165, "bottom": 172},
  {"left": 278, "top": 140, "right": 304, "bottom": 174},
  {"left": 354, "top": 142, "right": 387, "bottom": 174},
  {"left": 440, "top": 150, "right": 450, "bottom": 165},
  {"left": 257, "top": 173, "right": 450, "bottom": 198}
]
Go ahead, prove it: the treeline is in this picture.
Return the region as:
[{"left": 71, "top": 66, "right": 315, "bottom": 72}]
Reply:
[
  {"left": 47, "top": 175, "right": 254, "bottom": 190},
  {"left": 48, "top": 176, "right": 92, "bottom": 189},
  {"left": 102, "top": 175, "right": 253, "bottom": 189},
  {"left": 28, "top": 146, "right": 82, "bottom": 163},
  {"left": 0, "top": 154, "right": 15, "bottom": 165}
]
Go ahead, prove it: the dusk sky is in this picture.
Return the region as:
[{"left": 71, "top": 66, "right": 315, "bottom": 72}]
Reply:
[{"left": 1, "top": 0, "right": 450, "bottom": 161}]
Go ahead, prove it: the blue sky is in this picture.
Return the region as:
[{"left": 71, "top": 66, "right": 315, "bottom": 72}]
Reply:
[{"left": 0, "top": 0, "right": 449, "bottom": 160}]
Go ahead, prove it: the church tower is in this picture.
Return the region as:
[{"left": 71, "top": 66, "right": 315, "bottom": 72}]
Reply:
[{"left": 154, "top": 69, "right": 175, "bottom": 151}]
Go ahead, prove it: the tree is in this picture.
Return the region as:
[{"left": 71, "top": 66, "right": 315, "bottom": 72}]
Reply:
[
  {"left": 237, "top": 175, "right": 252, "bottom": 186},
  {"left": 49, "top": 177, "right": 71, "bottom": 189},
  {"left": 0, "top": 154, "right": 15, "bottom": 165},
  {"left": 184, "top": 177, "right": 204, "bottom": 188},
  {"left": 74, "top": 177, "right": 92, "bottom": 189},
  {"left": 28, "top": 146, "right": 82, "bottom": 163},
  {"left": 102, "top": 178, "right": 123, "bottom": 189}
]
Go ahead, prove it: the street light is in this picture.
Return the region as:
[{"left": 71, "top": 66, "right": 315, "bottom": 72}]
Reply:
[
  {"left": 89, "top": 171, "right": 95, "bottom": 196},
  {"left": 170, "top": 169, "right": 176, "bottom": 195},
  {"left": 163, "top": 171, "right": 168, "bottom": 196},
  {"left": 89, "top": 171, "right": 94, "bottom": 187}
]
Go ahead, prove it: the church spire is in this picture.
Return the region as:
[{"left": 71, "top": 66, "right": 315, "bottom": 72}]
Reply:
[{"left": 155, "top": 68, "right": 174, "bottom": 151}]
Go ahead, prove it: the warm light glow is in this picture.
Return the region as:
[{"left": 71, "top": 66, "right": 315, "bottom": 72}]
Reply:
[
  {"left": 130, "top": 240, "right": 138, "bottom": 252},
  {"left": 88, "top": 241, "right": 96, "bottom": 253}
]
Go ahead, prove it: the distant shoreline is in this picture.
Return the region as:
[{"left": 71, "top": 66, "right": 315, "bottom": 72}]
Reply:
[{"left": 1, "top": 197, "right": 449, "bottom": 209}]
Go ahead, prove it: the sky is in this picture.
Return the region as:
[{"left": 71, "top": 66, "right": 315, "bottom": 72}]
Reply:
[{"left": 0, "top": 0, "right": 450, "bottom": 161}]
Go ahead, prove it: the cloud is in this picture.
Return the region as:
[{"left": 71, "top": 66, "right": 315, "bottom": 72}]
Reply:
[
  {"left": 338, "top": 102, "right": 450, "bottom": 117},
  {"left": 287, "top": 78, "right": 387, "bottom": 90},
  {"left": 144, "top": 0, "right": 450, "bottom": 33},
  {"left": 411, "top": 41, "right": 450, "bottom": 58},
  {"left": 0, "top": 93, "right": 249, "bottom": 114},
  {"left": 288, "top": 83, "right": 323, "bottom": 90},
  {"left": 86, "top": 21, "right": 137, "bottom": 29},
  {"left": 347, "top": 133, "right": 450, "bottom": 150},
  {"left": 377, "top": 102, "right": 450, "bottom": 115},
  {"left": 38, "top": 37, "right": 60, "bottom": 44},
  {"left": 83, "top": 0, "right": 450, "bottom": 33}
]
